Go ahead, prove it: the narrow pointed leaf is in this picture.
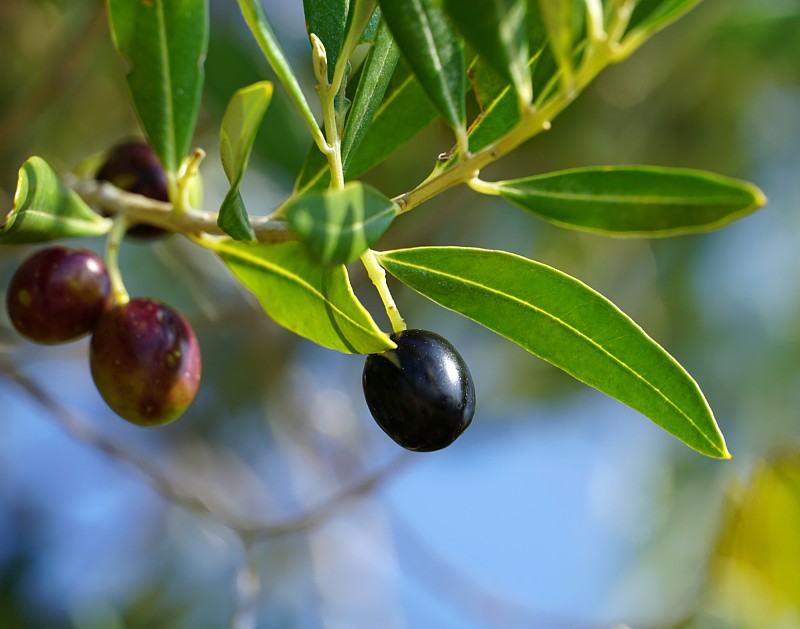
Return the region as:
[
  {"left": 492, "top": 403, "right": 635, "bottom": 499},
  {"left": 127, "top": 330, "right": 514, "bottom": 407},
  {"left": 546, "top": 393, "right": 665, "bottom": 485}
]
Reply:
[
  {"left": 107, "top": 0, "right": 209, "bottom": 174},
  {"left": 1, "top": 157, "right": 111, "bottom": 244},
  {"left": 495, "top": 166, "right": 767, "bottom": 236},
  {"left": 341, "top": 18, "right": 400, "bottom": 173},
  {"left": 294, "top": 59, "right": 439, "bottom": 191},
  {"left": 286, "top": 181, "right": 398, "bottom": 265},
  {"left": 213, "top": 240, "right": 395, "bottom": 354},
  {"left": 626, "top": 0, "right": 702, "bottom": 36},
  {"left": 345, "top": 60, "right": 439, "bottom": 178},
  {"left": 443, "top": 0, "right": 532, "bottom": 105},
  {"left": 219, "top": 81, "right": 274, "bottom": 240},
  {"left": 237, "top": 0, "right": 322, "bottom": 149},
  {"left": 538, "top": 0, "right": 574, "bottom": 83},
  {"left": 457, "top": 3, "right": 549, "bottom": 156},
  {"left": 303, "top": 0, "right": 348, "bottom": 83},
  {"left": 375, "top": 246, "right": 730, "bottom": 458},
  {"left": 359, "top": 6, "right": 382, "bottom": 43},
  {"left": 378, "top": 0, "right": 467, "bottom": 143}
]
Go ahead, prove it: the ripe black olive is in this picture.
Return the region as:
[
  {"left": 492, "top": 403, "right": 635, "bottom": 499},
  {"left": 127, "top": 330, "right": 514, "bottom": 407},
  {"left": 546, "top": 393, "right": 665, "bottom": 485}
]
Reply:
[{"left": 362, "top": 329, "right": 475, "bottom": 451}]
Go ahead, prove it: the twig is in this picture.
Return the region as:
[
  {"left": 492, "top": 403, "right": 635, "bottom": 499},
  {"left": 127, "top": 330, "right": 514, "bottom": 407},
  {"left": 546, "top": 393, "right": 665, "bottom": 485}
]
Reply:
[
  {"left": 71, "top": 179, "right": 295, "bottom": 242},
  {"left": 0, "top": 356, "right": 409, "bottom": 540}
]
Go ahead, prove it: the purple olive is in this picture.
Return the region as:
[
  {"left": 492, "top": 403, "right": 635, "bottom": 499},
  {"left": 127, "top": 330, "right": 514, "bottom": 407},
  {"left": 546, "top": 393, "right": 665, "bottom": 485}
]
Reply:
[
  {"left": 6, "top": 246, "right": 112, "bottom": 344},
  {"left": 95, "top": 141, "right": 170, "bottom": 238},
  {"left": 90, "top": 298, "right": 201, "bottom": 426}
]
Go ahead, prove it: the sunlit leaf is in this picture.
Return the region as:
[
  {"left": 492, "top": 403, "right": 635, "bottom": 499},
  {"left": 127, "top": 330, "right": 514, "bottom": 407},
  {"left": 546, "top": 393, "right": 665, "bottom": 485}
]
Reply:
[
  {"left": 378, "top": 0, "right": 467, "bottom": 145},
  {"left": 458, "top": 3, "right": 549, "bottom": 154},
  {"left": 626, "top": 0, "right": 702, "bottom": 36},
  {"left": 444, "top": 0, "right": 532, "bottom": 105},
  {"left": 1, "top": 157, "right": 110, "bottom": 244},
  {"left": 538, "top": 0, "right": 574, "bottom": 84},
  {"left": 376, "top": 246, "right": 730, "bottom": 458},
  {"left": 494, "top": 166, "right": 767, "bottom": 235},
  {"left": 219, "top": 81, "right": 273, "bottom": 240},
  {"left": 286, "top": 181, "right": 397, "bottom": 265},
  {"left": 107, "top": 0, "right": 209, "bottom": 174},
  {"left": 212, "top": 240, "right": 395, "bottom": 354}
]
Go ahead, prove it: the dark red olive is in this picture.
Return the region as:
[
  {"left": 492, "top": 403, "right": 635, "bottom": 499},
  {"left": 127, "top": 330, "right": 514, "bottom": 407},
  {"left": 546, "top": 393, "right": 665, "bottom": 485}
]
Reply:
[
  {"left": 90, "top": 298, "right": 201, "bottom": 426},
  {"left": 362, "top": 329, "right": 476, "bottom": 452},
  {"left": 95, "top": 141, "right": 170, "bottom": 238},
  {"left": 6, "top": 246, "right": 112, "bottom": 344}
]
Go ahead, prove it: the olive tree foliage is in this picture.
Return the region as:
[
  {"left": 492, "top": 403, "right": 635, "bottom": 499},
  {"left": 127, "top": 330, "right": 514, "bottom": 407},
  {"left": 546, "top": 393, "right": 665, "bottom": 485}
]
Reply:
[{"left": 1, "top": 0, "right": 766, "bottom": 457}]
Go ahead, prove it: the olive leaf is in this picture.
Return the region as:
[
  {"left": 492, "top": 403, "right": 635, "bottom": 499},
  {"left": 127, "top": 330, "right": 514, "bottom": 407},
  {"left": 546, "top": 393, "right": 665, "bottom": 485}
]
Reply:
[
  {"left": 219, "top": 81, "right": 274, "bottom": 240},
  {"left": 375, "top": 246, "right": 731, "bottom": 459},
  {"left": 493, "top": 166, "right": 768, "bottom": 235},
  {"left": 210, "top": 239, "right": 395, "bottom": 354},
  {"left": 286, "top": 181, "right": 398, "bottom": 265},
  {"left": 107, "top": 0, "right": 209, "bottom": 174},
  {"left": 1, "top": 157, "right": 110, "bottom": 244}
]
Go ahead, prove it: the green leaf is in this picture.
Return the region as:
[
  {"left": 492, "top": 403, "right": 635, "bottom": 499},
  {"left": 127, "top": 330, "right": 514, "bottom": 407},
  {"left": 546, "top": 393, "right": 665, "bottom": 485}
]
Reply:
[
  {"left": 537, "top": 0, "right": 574, "bottom": 84},
  {"left": 107, "top": 0, "right": 209, "bottom": 174},
  {"left": 237, "top": 0, "right": 324, "bottom": 151},
  {"left": 219, "top": 81, "right": 274, "bottom": 241},
  {"left": 295, "top": 146, "right": 331, "bottom": 195},
  {"left": 458, "top": 3, "right": 549, "bottom": 154},
  {"left": 626, "top": 0, "right": 702, "bottom": 36},
  {"left": 286, "top": 181, "right": 398, "bottom": 265},
  {"left": 378, "top": 0, "right": 467, "bottom": 147},
  {"left": 494, "top": 166, "right": 767, "bottom": 236},
  {"left": 443, "top": 0, "right": 532, "bottom": 106},
  {"left": 295, "top": 56, "right": 440, "bottom": 191},
  {"left": 375, "top": 246, "right": 730, "bottom": 459},
  {"left": 1, "top": 157, "right": 111, "bottom": 244},
  {"left": 345, "top": 60, "right": 439, "bottom": 178},
  {"left": 341, "top": 17, "right": 400, "bottom": 173},
  {"left": 212, "top": 240, "right": 395, "bottom": 354},
  {"left": 303, "top": 0, "right": 348, "bottom": 83},
  {"left": 359, "top": 6, "right": 382, "bottom": 43}
]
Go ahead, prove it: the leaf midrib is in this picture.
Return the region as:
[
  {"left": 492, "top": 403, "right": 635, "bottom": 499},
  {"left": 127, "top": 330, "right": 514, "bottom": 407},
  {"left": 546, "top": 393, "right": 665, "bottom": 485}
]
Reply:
[
  {"left": 156, "top": 0, "right": 177, "bottom": 171},
  {"left": 381, "top": 253, "right": 722, "bottom": 455},
  {"left": 503, "top": 187, "right": 748, "bottom": 207}
]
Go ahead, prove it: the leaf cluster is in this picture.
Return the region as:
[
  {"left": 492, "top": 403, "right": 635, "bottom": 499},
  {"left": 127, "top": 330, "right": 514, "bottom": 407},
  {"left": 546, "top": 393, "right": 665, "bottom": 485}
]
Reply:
[{"left": 0, "top": 0, "right": 770, "bottom": 458}]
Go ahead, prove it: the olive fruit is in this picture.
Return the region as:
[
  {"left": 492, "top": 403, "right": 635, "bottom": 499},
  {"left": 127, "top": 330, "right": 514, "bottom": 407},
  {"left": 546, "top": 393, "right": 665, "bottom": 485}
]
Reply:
[
  {"left": 6, "top": 246, "right": 112, "bottom": 344},
  {"left": 95, "top": 140, "right": 169, "bottom": 238},
  {"left": 90, "top": 298, "right": 201, "bottom": 426},
  {"left": 362, "top": 329, "right": 476, "bottom": 452}
]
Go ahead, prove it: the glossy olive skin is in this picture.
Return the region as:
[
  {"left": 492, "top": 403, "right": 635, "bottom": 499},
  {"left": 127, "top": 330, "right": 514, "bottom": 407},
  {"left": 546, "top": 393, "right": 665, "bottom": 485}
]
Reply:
[
  {"left": 363, "top": 329, "right": 475, "bottom": 452},
  {"left": 95, "top": 141, "right": 169, "bottom": 238},
  {"left": 90, "top": 298, "right": 201, "bottom": 426},
  {"left": 6, "top": 247, "right": 112, "bottom": 344}
]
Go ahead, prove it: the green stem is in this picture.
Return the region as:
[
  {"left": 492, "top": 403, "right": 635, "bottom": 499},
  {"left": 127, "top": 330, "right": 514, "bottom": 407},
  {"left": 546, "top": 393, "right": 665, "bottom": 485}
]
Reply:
[
  {"left": 467, "top": 177, "right": 504, "bottom": 196},
  {"left": 311, "top": 34, "right": 346, "bottom": 191},
  {"left": 173, "top": 148, "right": 205, "bottom": 216},
  {"left": 393, "top": 37, "right": 626, "bottom": 215},
  {"left": 361, "top": 249, "right": 406, "bottom": 334},
  {"left": 106, "top": 215, "right": 130, "bottom": 305},
  {"left": 237, "top": 0, "right": 327, "bottom": 154}
]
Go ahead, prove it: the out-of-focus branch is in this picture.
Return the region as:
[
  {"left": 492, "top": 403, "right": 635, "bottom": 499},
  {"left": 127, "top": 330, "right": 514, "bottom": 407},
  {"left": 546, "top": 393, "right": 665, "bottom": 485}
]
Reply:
[{"left": 0, "top": 356, "right": 409, "bottom": 540}]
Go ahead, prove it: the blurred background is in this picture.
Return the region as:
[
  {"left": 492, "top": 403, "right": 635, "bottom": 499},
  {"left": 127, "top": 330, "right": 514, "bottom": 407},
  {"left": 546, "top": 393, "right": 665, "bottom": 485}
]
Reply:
[{"left": 1, "top": 0, "right": 799, "bottom": 627}]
